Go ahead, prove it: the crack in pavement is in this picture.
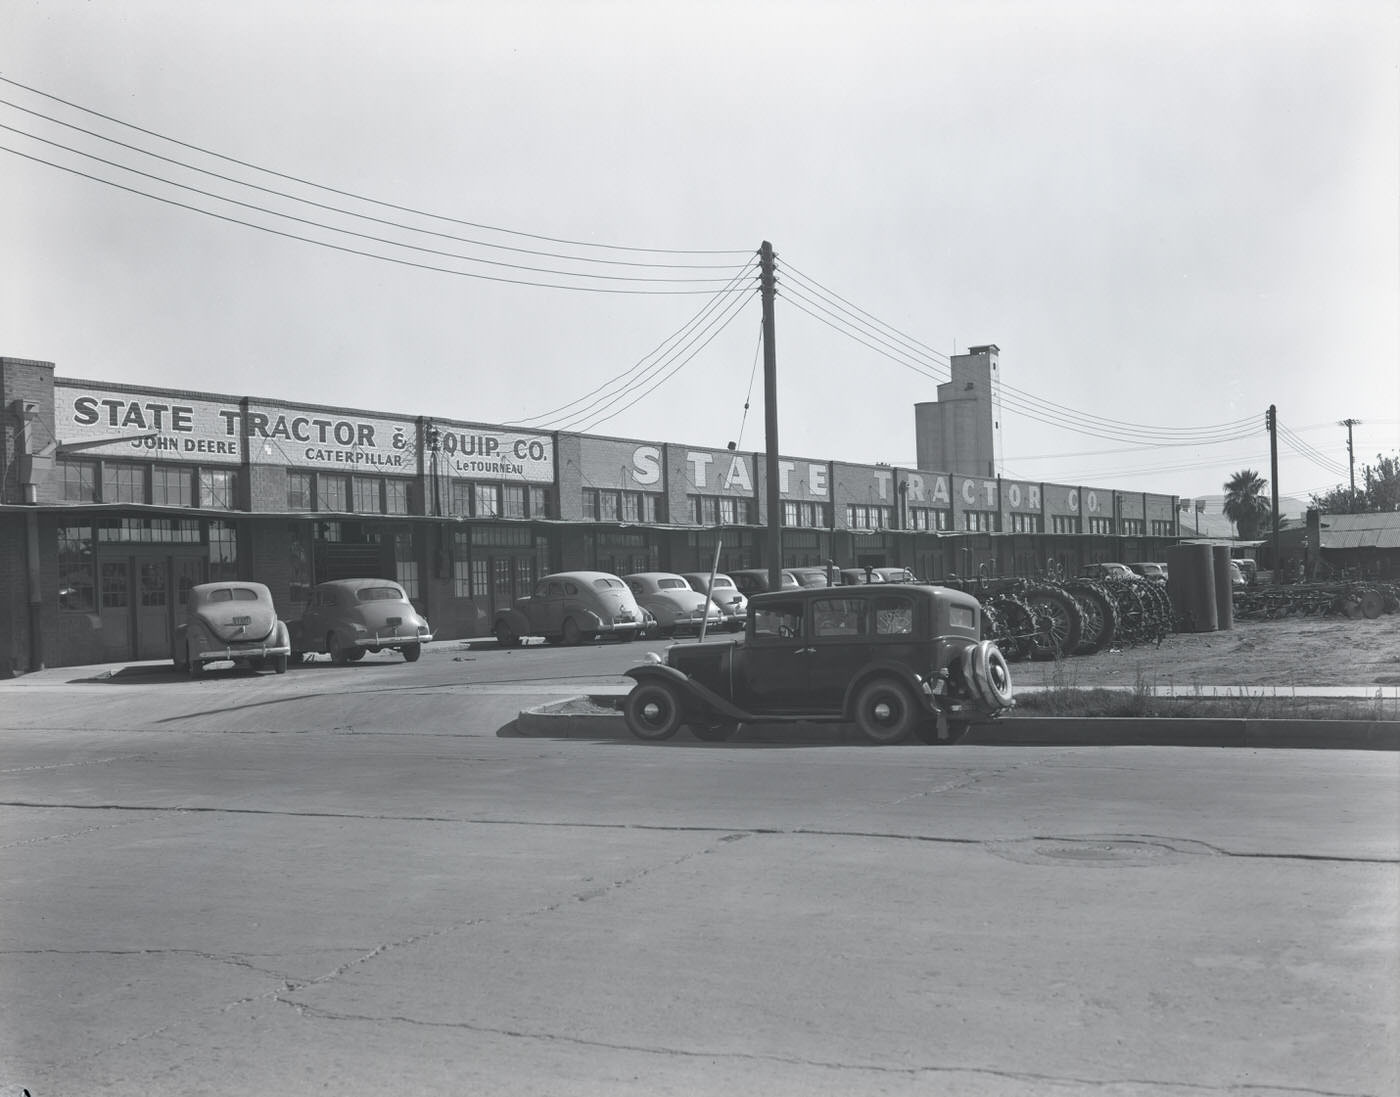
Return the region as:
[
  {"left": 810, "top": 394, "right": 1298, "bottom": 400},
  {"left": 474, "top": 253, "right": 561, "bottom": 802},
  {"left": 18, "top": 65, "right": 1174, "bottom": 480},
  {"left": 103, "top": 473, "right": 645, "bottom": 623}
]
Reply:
[
  {"left": 250, "top": 1000, "right": 1393, "bottom": 1097},
  {"left": 0, "top": 800, "right": 1393, "bottom": 864}
]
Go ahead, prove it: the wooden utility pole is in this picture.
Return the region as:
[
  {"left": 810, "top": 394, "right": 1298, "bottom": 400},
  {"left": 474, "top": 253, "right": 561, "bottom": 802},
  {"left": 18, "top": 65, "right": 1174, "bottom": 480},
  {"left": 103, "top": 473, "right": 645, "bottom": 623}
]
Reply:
[
  {"left": 1340, "top": 417, "right": 1360, "bottom": 498},
  {"left": 1267, "top": 405, "right": 1280, "bottom": 583},
  {"left": 760, "top": 241, "right": 782, "bottom": 591}
]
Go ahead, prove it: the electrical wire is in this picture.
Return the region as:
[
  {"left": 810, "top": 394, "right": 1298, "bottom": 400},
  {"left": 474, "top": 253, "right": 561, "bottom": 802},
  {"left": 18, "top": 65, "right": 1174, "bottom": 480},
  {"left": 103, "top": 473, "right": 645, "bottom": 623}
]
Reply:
[
  {"left": 0, "top": 96, "right": 742, "bottom": 272},
  {"left": 511, "top": 260, "right": 758, "bottom": 425},
  {"left": 0, "top": 75, "right": 751, "bottom": 258},
  {"left": 0, "top": 128, "right": 748, "bottom": 289},
  {"left": 555, "top": 288, "right": 757, "bottom": 434}
]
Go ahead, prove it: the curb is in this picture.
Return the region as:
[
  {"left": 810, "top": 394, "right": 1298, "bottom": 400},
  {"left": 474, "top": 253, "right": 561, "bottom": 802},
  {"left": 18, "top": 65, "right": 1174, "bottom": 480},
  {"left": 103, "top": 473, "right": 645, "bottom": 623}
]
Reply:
[{"left": 513, "top": 697, "right": 1400, "bottom": 750}]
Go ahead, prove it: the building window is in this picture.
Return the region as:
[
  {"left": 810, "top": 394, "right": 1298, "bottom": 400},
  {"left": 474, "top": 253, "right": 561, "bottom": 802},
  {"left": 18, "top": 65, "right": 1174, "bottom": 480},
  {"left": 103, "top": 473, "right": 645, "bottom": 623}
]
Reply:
[
  {"left": 395, "top": 531, "right": 419, "bottom": 600},
  {"left": 102, "top": 463, "right": 146, "bottom": 504},
  {"left": 1151, "top": 520, "right": 1175, "bottom": 537},
  {"left": 1008, "top": 513, "right": 1042, "bottom": 533},
  {"left": 353, "top": 476, "right": 382, "bottom": 515},
  {"left": 385, "top": 479, "right": 411, "bottom": 515},
  {"left": 598, "top": 490, "right": 619, "bottom": 522},
  {"left": 152, "top": 465, "right": 193, "bottom": 508},
  {"left": 200, "top": 469, "right": 238, "bottom": 510},
  {"left": 475, "top": 483, "right": 501, "bottom": 518},
  {"left": 909, "top": 506, "right": 951, "bottom": 532},
  {"left": 471, "top": 558, "right": 489, "bottom": 599},
  {"left": 453, "top": 531, "right": 472, "bottom": 596},
  {"left": 208, "top": 520, "right": 238, "bottom": 581},
  {"left": 962, "top": 511, "right": 997, "bottom": 532},
  {"left": 58, "top": 459, "right": 98, "bottom": 502},
  {"left": 58, "top": 524, "right": 96, "bottom": 612},
  {"left": 1087, "top": 517, "right": 1114, "bottom": 535},
  {"left": 529, "top": 486, "right": 553, "bottom": 519},
  {"left": 287, "top": 471, "right": 313, "bottom": 510},
  {"left": 1051, "top": 515, "right": 1077, "bottom": 535},
  {"left": 502, "top": 484, "right": 527, "bottom": 518},
  {"left": 1120, "top": 518, "right": 1145, "bottom": 536},
  {"left": 320, "top": 474, "right": 349, "bottom": 512}
]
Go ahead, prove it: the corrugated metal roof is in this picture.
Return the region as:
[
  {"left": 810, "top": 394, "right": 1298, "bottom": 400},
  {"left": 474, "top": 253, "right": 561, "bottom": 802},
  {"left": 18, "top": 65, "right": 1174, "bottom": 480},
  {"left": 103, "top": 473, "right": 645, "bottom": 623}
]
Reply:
[{"left": 1316, "top": 511, "right": 1400, "bottom": 550}]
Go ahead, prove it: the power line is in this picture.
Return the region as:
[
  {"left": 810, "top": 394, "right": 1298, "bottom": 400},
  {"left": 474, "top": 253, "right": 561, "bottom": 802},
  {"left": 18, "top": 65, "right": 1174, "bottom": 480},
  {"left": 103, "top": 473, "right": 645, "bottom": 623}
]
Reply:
[
  {"left": 0, "top": 95, "right": 742, "bottom": 272},
  {"left": 1, "top": 143, "right": 752, "bottom": 295},
  {"left": 516, "top": 261, "right": 759, "bottom": 428},
  {"left": 0, "top": 74, "right": 751, "bottom": 258}
]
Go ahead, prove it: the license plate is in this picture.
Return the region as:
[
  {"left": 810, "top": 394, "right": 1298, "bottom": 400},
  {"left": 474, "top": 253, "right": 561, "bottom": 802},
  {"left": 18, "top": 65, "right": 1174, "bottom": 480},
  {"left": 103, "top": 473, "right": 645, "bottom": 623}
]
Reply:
[
  {"left": 231, "top": 616, "right": 251, "bottom": 626},
  {"left": 387, "top": 617, "right": 402, "bottom": 626}
]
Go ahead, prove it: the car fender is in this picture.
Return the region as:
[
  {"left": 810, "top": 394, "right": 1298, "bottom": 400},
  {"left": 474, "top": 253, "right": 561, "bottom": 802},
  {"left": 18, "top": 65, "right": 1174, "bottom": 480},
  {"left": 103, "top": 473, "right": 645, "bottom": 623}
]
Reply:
[
  {"left": 624, "top": 664, "right": 752, "bottom": 722},
  {"left": 840, "top": 661, "right": 937, "bottom": 719},
  {"left": 494, "top": 607, "right": 531, "bottom": 633}
]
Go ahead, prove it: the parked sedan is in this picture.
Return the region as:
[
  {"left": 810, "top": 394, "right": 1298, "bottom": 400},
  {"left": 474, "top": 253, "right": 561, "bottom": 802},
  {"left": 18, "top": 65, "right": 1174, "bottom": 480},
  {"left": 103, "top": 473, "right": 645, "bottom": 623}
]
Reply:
[
  {"left": 174, "top": 580, "right": 291, "bottom": 677},
  {"left": 289, "top": 578, "right": 433, "bottom": 664},
  {"left": 623, "top": 572, "right": 725, "bottom": 637},
  {"left": 493, "top": 571, "right": 643, "bottom": 646},
  {"left": 727, "top": 568, "right": 802, "bottom": 598},
  {"left": 840, "top": 566, "right": 919, "bottom": 585},
  {"left": 680, "top": 571, "right": 749, "bottom": 631},
  {"left": 1127, "top": 562, "right": 1168, "bottom": 584}
]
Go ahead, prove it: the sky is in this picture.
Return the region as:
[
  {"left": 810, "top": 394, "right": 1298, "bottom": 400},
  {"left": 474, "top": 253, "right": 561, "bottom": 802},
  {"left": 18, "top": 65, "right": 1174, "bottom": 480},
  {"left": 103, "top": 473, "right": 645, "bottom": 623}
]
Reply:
[{"left": 3, "top": 0, "right": 1397, "bottom": 508}]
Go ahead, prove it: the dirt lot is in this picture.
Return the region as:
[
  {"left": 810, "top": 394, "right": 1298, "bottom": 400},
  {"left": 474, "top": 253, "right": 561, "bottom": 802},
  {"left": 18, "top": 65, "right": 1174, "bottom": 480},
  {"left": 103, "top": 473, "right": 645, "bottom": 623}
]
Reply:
[{"left": 1019, "top": 612, "right": 1400, "bottom": 690}]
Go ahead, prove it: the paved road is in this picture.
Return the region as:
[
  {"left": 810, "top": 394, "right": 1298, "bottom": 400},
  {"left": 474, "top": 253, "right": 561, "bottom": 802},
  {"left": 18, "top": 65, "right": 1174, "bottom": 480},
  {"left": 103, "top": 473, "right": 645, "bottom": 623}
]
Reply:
[{"left": 1, "top": 646, "right": 1397, "bottom": 1096}]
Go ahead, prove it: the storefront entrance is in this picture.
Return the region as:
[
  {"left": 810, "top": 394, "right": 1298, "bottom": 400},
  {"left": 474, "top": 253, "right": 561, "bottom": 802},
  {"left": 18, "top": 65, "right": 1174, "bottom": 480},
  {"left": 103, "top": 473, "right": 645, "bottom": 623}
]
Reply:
[{"left": 97, "top": 549, "right": 207, "bottom": 662}]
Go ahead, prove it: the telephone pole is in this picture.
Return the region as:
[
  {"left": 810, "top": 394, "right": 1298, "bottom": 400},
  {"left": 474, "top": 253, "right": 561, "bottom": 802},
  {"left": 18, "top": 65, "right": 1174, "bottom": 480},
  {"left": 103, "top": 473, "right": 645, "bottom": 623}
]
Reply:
[
  {"left": 1340, "top": 418, "right": 1361, "bottom": 499},
  {"left": 759, "top": 241, "right": 782, "bottom": 591},
  {"left": 1267, "top": 405, "right": 1280, "bottom": 583}
]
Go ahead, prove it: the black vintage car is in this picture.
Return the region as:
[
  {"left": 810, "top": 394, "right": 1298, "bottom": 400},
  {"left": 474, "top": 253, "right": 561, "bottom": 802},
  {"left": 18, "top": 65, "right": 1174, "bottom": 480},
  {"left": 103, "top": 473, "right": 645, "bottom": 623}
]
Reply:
[{"left": 622, "top": 584, "right": 1013, "bottom": 745}]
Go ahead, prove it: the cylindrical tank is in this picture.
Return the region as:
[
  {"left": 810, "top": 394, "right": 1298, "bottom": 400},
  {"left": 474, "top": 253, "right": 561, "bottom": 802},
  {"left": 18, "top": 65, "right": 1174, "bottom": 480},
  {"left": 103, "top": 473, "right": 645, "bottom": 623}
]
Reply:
[
  {"left": 1166, "top": 543, "right": 1218, "bottom": 632},
  {"left": 1212, "top": 545, "right": 1234, "bottom": 631}
]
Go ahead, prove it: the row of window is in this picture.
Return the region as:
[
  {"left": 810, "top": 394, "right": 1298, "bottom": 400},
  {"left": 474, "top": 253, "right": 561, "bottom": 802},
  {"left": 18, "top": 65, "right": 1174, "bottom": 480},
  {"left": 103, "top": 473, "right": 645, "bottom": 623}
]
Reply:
[
  {"left": 55, "top": 460, "right": 1179, "bottom": 535},
  {"left": 60, "top": 460, "right": 238, "bottom": 509},
  {"left": 57, "top": 519, "right": 238, "bottom": 613}
]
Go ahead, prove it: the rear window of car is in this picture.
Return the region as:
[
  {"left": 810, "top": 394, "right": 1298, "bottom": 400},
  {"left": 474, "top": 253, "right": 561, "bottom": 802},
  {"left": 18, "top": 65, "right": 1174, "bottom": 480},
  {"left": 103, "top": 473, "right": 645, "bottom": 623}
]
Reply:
[
  {"left": 595, "top": 578, "right": 625, "bottom": 590},
  {"left": 208, "top": 588, "right": 259, "bottom": 603},
  {"left": 356, "top": 586, "right": 405, "bottom": 602},
  {"left": 872, "top": 595, "right": 915, "bottom": 635},
  {"left": 712, "top": 577, "right": 734, "bottom": 589},
  {"left": 657, "top": 578, "right": 687, "bottom": 590}
]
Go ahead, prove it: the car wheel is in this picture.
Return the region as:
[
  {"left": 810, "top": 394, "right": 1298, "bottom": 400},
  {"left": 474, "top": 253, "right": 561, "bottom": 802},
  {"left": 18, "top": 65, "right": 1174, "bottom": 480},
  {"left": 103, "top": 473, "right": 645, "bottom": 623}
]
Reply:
[
  {"left": 345, "top": 648, "right": 366, "bottom": 662},
  {"left": 402, "top": 642, "right": 421, "bottom": 663},
  {"left": 561, "top": 617, "right": 582, "bottom": 646},
  {"left": 494, "top": 621, "right": 520, "bottom": 648},
  {"left": 915, "top": 717, "right": 968, "bottom": 745},
  {"left": 328, "top": 632, "right": 350, "bottom": 666},
  {"left": 272, "top": 654, "right": 288, "bottom": 674},
  {"left": 248, "top": 657, "right": 266, "bottom": 672},
  {"left": 623, "top": 682, "right": 685, "bottom": 741},
  {"left": 853, "top": 679, "right": 918, "bottom": 745}
]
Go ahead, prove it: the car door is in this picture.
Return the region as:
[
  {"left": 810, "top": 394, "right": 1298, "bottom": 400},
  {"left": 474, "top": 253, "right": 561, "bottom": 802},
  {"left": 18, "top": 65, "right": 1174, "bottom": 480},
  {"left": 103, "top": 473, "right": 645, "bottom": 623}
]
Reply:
[
  {"left": 531, "top": 579, "right": 565, "bottom": 635},
  {"left": 736, "top": 597, "right": 816, "bottom": 713},
  {"left": 804, "top": 594, "right": 873, "bottom": 711}
]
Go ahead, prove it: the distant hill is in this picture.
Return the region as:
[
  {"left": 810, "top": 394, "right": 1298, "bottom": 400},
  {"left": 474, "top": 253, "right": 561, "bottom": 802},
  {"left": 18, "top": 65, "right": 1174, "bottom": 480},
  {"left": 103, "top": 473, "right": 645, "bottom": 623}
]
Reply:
[{"left": 1176, "top": 495, "right": 1309, "bottom": 539}]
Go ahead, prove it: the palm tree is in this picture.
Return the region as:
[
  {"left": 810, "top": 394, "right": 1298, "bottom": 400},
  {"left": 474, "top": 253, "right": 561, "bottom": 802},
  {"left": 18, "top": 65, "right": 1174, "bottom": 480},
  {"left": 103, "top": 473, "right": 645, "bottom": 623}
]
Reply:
[{"left": 1222, "top": 469, "right": 1269, "bottom": 539}]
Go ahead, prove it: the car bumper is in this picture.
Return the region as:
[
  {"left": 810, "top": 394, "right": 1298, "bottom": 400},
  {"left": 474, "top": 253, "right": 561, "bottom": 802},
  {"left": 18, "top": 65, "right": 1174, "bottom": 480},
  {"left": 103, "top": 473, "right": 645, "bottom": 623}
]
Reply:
[
  {"left": 193, "top": 641, "right": 292, "bottom": 661},
  {"left": 353, "top": 630, "right": 433, "bottom": 648}
]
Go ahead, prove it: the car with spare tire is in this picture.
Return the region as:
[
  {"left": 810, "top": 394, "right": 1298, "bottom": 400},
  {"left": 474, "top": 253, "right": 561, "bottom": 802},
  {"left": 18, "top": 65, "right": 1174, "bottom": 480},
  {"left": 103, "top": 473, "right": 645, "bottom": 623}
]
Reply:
[{"left": 622, "top": 583, "right": 1013, "bottom": 745}]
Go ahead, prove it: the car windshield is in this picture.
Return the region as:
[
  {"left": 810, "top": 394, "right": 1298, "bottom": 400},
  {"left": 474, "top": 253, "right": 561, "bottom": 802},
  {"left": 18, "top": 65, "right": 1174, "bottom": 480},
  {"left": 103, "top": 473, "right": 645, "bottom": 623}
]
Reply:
[
  {"left": 208, "top": 588, "right": 259, "bottom": 603},
  {"left": 594, "top": 578, "right": 624, "bottom": 590},
  {"left": 657, "top": 578, "right": 687, "bottom": 589},
  {"left": 356, "top": 586, "right": 405, "bottom": 602}
]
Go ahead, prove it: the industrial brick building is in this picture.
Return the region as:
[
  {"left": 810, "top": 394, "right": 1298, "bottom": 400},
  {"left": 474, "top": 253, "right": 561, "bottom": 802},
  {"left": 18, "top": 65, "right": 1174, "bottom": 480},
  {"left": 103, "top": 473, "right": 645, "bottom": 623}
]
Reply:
[{"left": 1, "top": 354, "right": 1182, "bottom": 672}]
